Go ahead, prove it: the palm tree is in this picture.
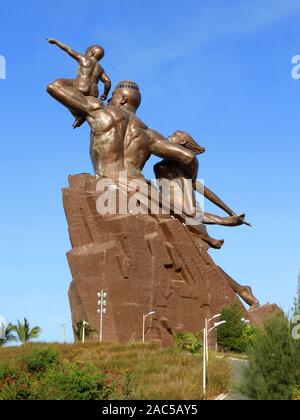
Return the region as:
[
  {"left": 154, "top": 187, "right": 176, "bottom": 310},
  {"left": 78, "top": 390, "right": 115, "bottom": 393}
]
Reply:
[
  {"left": 12, "top": 318, "right": 41, "bottom": 344},
  {"left": 0, "top": 323, "right": 17, "bottom": 347},
  {"left": 73, "top": 321, "right": 96, "bottom": 342}
]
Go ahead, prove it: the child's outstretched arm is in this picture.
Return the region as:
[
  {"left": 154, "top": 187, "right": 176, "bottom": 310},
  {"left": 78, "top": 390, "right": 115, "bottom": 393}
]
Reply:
[{"left": 47, "top": 38, "right": 82, "bottom": 61}]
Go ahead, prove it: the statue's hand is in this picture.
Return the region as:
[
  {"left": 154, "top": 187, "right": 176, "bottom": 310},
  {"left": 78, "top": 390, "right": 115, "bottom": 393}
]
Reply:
[{"left": 47, "top": 38, "right": 57, "bottom": 45}]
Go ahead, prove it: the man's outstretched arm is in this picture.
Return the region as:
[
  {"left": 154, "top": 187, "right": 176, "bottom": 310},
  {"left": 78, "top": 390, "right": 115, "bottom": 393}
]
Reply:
[
  {"left": 148, "top": 129, "right": 198, "bottom": 179},
  {"left": 47, "top": 38, "right": 82, "bottom": 61}
]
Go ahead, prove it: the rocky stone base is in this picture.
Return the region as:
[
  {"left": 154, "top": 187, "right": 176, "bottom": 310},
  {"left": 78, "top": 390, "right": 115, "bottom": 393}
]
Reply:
[{"left": 63, "top": 174, "right": 277, "bottom": 346}]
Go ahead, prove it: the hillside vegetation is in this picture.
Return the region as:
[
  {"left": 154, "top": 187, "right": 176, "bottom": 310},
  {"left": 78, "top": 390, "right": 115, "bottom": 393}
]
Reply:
[{"left": 0, "top": 342, "right": 232, "bottom": 400}]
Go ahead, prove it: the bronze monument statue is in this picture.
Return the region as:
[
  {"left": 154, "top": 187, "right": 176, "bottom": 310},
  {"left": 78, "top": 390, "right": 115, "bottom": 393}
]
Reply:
[{"left": 47, "top": 41, "right": 275, "bottom": 345}]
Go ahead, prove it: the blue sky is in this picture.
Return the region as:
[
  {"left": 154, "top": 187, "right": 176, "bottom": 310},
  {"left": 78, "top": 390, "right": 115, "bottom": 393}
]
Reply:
[{"left": 0, "top": 0, "right": 300, "bottom": 342}]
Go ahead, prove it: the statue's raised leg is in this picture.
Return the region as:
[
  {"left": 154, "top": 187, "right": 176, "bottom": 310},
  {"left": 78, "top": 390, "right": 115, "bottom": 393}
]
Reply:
[
  {"left": 204, "top": 213, "right": 246, "bottom": 227},
  {"left": 218, "top": 267, "right": 260, "bottom": 309}
]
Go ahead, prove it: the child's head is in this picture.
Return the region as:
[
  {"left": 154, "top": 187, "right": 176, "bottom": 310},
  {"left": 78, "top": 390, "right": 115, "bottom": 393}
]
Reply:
[
  {"left": 86, "top": 45, "right": 105, "bottom": 61},
  {"left": 168, "top": 131, "right": 205, "bottom": 155}
]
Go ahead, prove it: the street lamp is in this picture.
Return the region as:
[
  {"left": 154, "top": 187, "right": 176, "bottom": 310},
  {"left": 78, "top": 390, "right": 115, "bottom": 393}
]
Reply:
[
  {"left": 206, "top": 315, "right": 248, "bottom": 360},
  {"left": 206, "top": 320, "right": 227, "bottom": 362},
  {"left": 82, "top": 321, "right": 89, "bottom": 344},
  {"left": 142, "top": 311, "right": 155, "bottom": 344},
  {"left": 203, "top": 314, "right": 226, "bottom": 398},
  {"left": 61, "top": 324, "right": 67, "bottom": 344},
  {"left": 97, "top": 291, "right": 108, "bottom": 343},
  {"left": 202, "top": 315, "right": 252, "bottom": 396},
  {"left": 205, "top": 314, "right": 221, "bottom": 363}
]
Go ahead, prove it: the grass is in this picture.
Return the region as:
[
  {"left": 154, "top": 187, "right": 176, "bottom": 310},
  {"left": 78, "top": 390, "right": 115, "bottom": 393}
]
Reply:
[{"left": 0, "top": 342, "right": 232, "bottom": 400}]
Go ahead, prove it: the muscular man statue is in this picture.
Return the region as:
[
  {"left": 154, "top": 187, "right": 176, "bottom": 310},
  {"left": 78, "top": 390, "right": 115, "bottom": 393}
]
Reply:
[{"left": 47, "top": 80, "right": 197, "bottom": 180}]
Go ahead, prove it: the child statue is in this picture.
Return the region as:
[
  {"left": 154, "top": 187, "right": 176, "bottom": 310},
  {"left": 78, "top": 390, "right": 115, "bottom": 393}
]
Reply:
[{"left": 47, "top": 38, "right": 111, "bottom": 128}]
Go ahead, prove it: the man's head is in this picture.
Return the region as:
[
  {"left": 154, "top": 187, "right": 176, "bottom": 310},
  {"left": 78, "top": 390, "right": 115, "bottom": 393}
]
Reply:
[
  {"left": 86, "top": 45, "right": 105, "bottom": 61},
  {"left": 109, "top": 81, "right": 141, "bottom": 113},
  {"left": 168, "top": 131, "right": 205, "bottom": 155}
]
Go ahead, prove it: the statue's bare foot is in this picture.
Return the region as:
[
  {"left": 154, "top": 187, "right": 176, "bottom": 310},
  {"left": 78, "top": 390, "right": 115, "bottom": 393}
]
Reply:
[
  {"left": 203, "top": 237, "right": 225, "bottom": 249},
  {"left": 249, "top": 302, "right": 260, "bottom": 311},
  {"left": 223, "top": 213, "right": 251, "bottom": 227},
  {"left": 235, "top": 214, "right": 252, "bottom": 227},
  {"left": 239, "top": 286, "right": 260, "bottom": 309},
  {"left": 213, "top": 238, "right": 225, "bottom": 249},
  {"left": 73, "top": 117, "right": 86, "bottom": 129},
  {"left": 230, "top": 213, "right": 246, "bottom": 226}
]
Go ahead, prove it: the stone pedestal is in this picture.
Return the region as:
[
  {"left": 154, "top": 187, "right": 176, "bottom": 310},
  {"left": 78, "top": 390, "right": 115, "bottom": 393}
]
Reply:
[{"left": 63, "top": 174, "right": 272, "bottom": 346}]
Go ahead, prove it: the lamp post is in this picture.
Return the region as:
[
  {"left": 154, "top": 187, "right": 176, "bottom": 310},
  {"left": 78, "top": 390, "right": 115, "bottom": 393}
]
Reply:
[
  {"left": 203, "top": 315, "right": 226, "bottom": 398},
  {"left": 203, "top": 315, "right": 251, "bottom": 396},
  {"left": 82, "top": 321, "right": 89, "bottom": 344},
  {"left": 142, "top": 311, "right": 155, "bottom": 344},
  {"left": 61, "top": 323, "right": 67, "bottom": 344},
  {"left": 97, "top": 291, "right": 108, "bottom": 343},
  {"left": 206, "top": 314, "right": 221, "bottom": 363}
]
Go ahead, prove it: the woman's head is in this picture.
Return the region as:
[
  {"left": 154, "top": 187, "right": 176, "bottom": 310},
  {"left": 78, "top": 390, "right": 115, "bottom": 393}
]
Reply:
[{"left": 168, "top": 131, "right": 205, "bottom": 155}]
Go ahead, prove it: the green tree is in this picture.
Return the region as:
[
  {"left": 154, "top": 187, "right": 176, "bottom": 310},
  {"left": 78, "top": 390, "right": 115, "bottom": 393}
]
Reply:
[
  {"left": 216, "top": 304, "right": 248, "bottom": 353},
  {"left": 241, "top": 324, "right": 258, "bottom": 348},
  {"left": 0, "top": 323, "right": 17, "bottom": 347},
  {"left": 12, "top": 318, "right": 41, "bottom": 344},
  {"left": 241, "top": 313, "right": 298, "bottom": 400}
]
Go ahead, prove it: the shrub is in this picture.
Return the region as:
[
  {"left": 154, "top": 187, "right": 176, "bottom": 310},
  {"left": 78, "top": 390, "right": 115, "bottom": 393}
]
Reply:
[
  {"left": 0, "top": 372, "right": 32, "bottom": 400},
  {"left": 123, "top": 371, "right": 133, "bottom": 400},
  {"left": 0, "top": 362, "right": 115, "bottom": 401},
  {"left": 20, "top": 348, "right": 59, "bottom": 373},
  {"left": 292, "top": 387, "right": 300, "bottom": 400},
  {"left": 174, "top": 332, "right": 202, "bottom": 354},
  {"left": 0, "top": 362, "right": 14, "bottom": 380},
  {"left": 34, "top": 363, "right": 114, "bottom": 400},
  {"left": 242, "top": 324, "right": 257, "bottom": 346}
]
